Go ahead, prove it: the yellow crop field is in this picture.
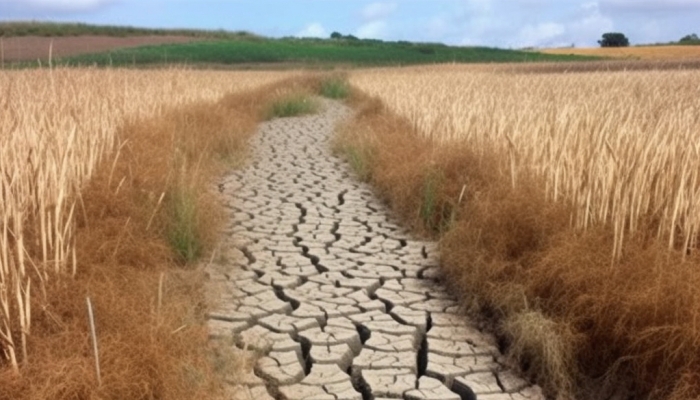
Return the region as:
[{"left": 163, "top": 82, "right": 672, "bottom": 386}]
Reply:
[
  {"left": 541, "top": 45, "right": 700, "bottom": 60},
  {"left": 0, "top": 68, "right": 290, "bottom": 371},
  {"left": 348, "top": 64, "right": 700, "bottom": 397},
  {"left": 352, "top": 65, "right": 700, "bottom": 258}
]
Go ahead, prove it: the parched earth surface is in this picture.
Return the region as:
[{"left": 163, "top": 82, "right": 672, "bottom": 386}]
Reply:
[
  {"left": 205, "top": 99, "right": 545, "bottom": 400},
  {"left": 0, "top": 35, "right": 199, "bottom": 61}
]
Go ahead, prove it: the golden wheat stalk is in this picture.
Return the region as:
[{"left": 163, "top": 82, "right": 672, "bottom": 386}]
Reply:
[
  {"left": 351, "top": 66, "right": 700, "bottom": 259},
  {"left": 0, "top": 67, "right": 290, "bottom": 367}
]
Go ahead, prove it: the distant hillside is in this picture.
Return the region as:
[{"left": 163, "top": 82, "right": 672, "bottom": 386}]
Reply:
[
  {"left": 0, "top": 21, "right": 257, "bottom": 40},
  {"left": 0, "top": 21, "right": 596, "bottom": 68}
]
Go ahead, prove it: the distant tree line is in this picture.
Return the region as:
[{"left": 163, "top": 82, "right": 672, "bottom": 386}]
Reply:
[
  {"left": 680, "top": 33, "right": 699, "bottom": 43},
  {"left": 597, "top": 32, "right": 700, "bottom": 47},
  {"left": 330, "top": 32, "right": 359, "bottom": 41}
]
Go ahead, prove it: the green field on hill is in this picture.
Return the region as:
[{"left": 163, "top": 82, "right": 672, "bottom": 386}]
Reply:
[{"left": 59, "top": 38, "right": 594, "bottom": 67}]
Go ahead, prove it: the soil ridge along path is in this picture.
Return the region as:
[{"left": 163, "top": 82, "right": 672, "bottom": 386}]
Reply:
[{"left": 206, "top": 99, "right": 544, "bottom": 400}]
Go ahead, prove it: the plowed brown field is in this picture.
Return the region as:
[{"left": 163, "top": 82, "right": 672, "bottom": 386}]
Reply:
[{"left": 0, "top": 35, "right": 201, "bottom": 61}]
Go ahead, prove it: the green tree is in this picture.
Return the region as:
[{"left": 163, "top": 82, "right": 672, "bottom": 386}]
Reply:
[
  {"left": 680, "top": 33, "right": 699, "bottom": 42},
  {"left": 598, "top": 32, "right": 630, "bottom": 47},
  {"left": 330, "top": 31, "right": 342, "bottom": 39}
]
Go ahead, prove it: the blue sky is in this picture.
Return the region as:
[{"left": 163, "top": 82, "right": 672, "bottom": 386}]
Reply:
[{"left": 1, "top": 0, "right": 699, "bottom": 48}]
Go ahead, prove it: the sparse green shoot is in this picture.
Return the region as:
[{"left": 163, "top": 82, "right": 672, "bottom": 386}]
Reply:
[
  {"left": 321, "top": 78, "right": 350, "bottom": 99},
  {"left": 265, "top": 94, "right": 319, "bottom": 120},
  {"left": 343, "top": 145, "right": 373, "bottom": 181},
  {"left": 167, "top": 183, "right": 202, "bottom": 264}
]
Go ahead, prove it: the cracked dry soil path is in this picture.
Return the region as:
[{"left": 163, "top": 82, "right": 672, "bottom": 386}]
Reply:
[{"left": 205, "top": 99, "right": 545, "bottom": 400}]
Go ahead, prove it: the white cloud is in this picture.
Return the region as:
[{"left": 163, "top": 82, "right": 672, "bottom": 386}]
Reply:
[
  {"left": 601, "top": 0, "right": 700, "bottom": 13},
  {"left": 356, "top": 20, "right": 388, "bottom": 39},
  {"left": 452, "top": 1, "right": 502, "bottom": 47},
  {"left": 494, "top": 1, "right": 615, "bottom": 48},
  {"left": 296, "top": 22, "right": 328, "bottom": 38},
  {"left": 354, "top": 1, "right": 397, "bottom": 40},
  {"left": 0, "top": 0, "right": 115, "bottom": 12},
  {"left": 361, "top": 2, "right": 397, "bottom": 21},
  {"left": 443, "top": 0, "right": 693, "bottom": 48},
  {"left": 516, "top": 22, "right": 566, "bottom": 47},
  {"left": 458, "top": 17, "right": 499, "bottom": 46},
  {"left": 567, "top": 2, "right": 615, "bottom": 46}
]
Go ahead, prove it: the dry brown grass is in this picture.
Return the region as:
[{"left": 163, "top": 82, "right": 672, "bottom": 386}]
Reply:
[
  {"left": 540, "top": 45, "right": 700, "bottom": 60},
  {"left": 0, "top": 67, "right": 302, "bottom": 398},
  {"left": 341, "top": 65, "right": 700, "bottom": 399}
]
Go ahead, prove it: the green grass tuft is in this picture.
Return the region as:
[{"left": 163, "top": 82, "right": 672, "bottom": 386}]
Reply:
[
  {"left": 343, "top": 145, "right": 373, "bottom": 181},
  {"left": 420, "top": 169, "right": 444, "bottom": 232},
  {"left": 265, "top": 94, "right": 318, "bottom": 120},
  {"left": 320, "top": 78, "right": 350, "bottom": 99},
  {"left": 167, "top": 186, "right": 202, "bottom": 264}
]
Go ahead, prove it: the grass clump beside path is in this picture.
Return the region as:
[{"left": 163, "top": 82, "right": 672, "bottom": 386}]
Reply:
[
  {"left": 320, "top": 77, "right": 350, "bottom": 99},
  {"left": 265, "top": 93, "right": 319, "bottom": 119},
  {"left": 264, "top": 75, "right": 352, "bottom": 119}
]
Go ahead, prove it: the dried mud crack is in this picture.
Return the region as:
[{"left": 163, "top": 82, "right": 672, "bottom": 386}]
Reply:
[{"left": 206, "top": 99, "right": 545, "bottom": 400}]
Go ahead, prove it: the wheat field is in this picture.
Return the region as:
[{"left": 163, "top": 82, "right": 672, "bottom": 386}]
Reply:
[
  {"left": 351, "top": 65, "right": 700, "bottom": 259},
  {"left": 0, "top": 68, "right": 290, "bottom": 371},
  {"left": 346, "top": 64, "right": 700, "bottom": 397},
  {"left": 540, "top": 45, "right": 700, "bottom": 60}
]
